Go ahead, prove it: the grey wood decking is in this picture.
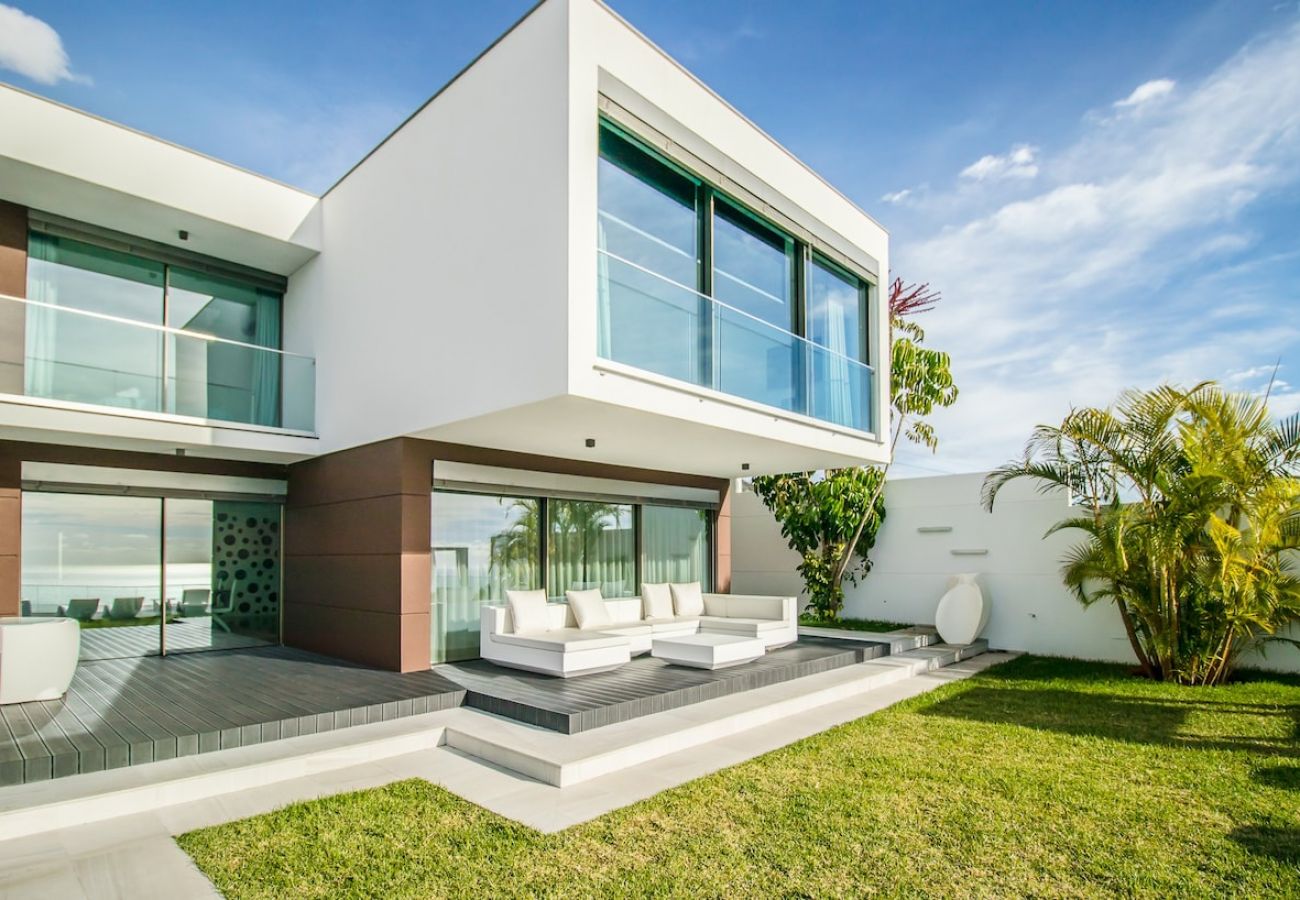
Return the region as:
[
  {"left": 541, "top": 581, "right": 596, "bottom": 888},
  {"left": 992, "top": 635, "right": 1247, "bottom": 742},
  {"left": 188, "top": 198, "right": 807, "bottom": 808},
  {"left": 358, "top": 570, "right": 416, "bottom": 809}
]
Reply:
[
  {"left": 437, "top": 636, "right": 888, "bottom": 734},
  {"left": 0, "top": 646, "right": 465, "bottom": 786},
  {"left": 1, "top": 638, "right": 891, "bottom": 788}
]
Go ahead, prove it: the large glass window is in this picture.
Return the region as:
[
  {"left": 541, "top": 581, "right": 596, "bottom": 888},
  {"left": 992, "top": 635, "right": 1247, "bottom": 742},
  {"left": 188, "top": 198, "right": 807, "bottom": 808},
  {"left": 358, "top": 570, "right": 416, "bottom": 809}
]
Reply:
[
  {"left": 19, "top": 491, "right": 282, "bottom": 662},
  {"left": 713, "top": 199, "right": 800, "bottom": 413},
  {"left": 597, "top": 127, "right": 702, "bottom": 384},
  {"left": 642, "top": 506, "right": 710, "bottom": 587},
  {"left": 23, "top": 230, "right": 287, "bottom": 427},
  {"left": 431, "top": 492, "right": 541, "bottom": 663},
  {"left": 26, "top": 233, "right": 166, "bottom": 411},
  {"left": 167, "top": 269, "right": 283, "bottom": 426},
  {"left": 430, "top": 488, "right": 712, "bottom": 661},
  {"left": 547, "top": 500, "right": 635, "bottom": 600},
  {"left": 808, "top": 257, "right": 870, "bottom": 429},
  {"left": 595, "top": 119, "right": 876, "bottom": 433}
]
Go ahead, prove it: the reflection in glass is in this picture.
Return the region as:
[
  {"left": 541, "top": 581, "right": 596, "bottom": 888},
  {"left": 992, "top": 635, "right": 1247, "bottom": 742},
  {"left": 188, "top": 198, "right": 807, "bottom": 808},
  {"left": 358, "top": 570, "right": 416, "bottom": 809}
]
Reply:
[
  {"left": 548, "top": 500, "right": 635, "bottom": 599},
  {"left": 166, "top": 498, "right": 280, "bottom": 654},
  {"left": 713, "top": 200, "right": 799, "bottom": 413},
  {"left": 167, "top": 268, "right": 283, "bottom": 427},
  {"left": 431, "top": 492, "right": 541, "bottom": 663},
  {"left": 808, "top": 258, "right": 867, "bottom": 429},
  {"left": 642, "top": 506, "right": 710, "bottom": 587},
  {"left": 25, "top": 233, "right": 165, "bottom": 411},
  {"left": 20, "top": 492, "right": 163, "bottom": 661},
  {"left": 597, "top": 126, "right": 701, "bottom": 382}
]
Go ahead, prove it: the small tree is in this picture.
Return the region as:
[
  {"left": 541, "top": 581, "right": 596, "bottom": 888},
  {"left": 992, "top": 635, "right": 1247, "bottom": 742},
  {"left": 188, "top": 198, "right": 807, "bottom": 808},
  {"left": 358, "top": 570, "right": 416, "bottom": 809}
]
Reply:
[
  {"left": 983, "top": 383, "right": 1300, "bottom": 684},
  {"left": 752, "top": 279, "right": 958, "bottom": 620}
]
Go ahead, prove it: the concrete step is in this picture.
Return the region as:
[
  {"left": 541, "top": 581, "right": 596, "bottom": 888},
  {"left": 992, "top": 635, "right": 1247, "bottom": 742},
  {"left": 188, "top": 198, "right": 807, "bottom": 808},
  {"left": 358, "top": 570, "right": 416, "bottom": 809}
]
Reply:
[
  {"left": 444, "top": 640, "right": 988, "bottom": 787},
  {"left": 797, "top": 624, "right": 941, "bottom": 653}
]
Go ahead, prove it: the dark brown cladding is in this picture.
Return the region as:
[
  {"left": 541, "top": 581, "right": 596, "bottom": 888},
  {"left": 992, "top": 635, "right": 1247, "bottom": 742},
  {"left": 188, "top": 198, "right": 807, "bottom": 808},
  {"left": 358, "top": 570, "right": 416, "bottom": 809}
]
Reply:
[
  {"left": 0, "top": 200, "right": 27, "bottom": 396},
  {"left": 284, "top": 437, "right": 732, "bottom": 672}
]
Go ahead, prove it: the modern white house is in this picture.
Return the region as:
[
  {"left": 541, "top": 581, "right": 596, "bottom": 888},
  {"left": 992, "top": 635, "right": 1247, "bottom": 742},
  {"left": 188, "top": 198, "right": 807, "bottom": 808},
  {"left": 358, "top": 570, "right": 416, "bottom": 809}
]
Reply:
[{"left": 0, "top": 0, "right": 889, "bottom": 678}]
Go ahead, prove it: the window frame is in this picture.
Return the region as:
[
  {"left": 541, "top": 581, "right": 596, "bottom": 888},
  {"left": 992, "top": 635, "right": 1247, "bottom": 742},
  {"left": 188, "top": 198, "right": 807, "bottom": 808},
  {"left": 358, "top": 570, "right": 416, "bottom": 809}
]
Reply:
[{"left": 597, "top": 117, "right": 873, "bottom": 369}]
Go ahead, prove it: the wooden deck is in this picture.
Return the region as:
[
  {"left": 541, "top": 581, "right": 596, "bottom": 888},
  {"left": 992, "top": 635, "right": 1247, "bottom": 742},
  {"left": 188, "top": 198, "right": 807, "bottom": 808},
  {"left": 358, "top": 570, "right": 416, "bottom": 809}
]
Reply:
[
  {"left": 0, "top": 646, "right": 465, "bottom": 786},
  {"left": 437, "top": 636, "right": 888, "bottom": 733}
]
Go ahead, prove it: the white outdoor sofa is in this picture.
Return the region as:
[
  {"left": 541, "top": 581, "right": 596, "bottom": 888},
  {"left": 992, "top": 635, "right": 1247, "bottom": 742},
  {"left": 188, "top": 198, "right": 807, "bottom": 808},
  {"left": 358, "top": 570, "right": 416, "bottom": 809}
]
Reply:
[{"left": 479, "top": 586, "right": 797, "bottom": 678}]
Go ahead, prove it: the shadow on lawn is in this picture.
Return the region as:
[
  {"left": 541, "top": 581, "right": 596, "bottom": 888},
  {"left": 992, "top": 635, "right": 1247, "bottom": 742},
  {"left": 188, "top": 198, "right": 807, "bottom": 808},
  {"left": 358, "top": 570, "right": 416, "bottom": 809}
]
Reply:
[
  {"left": 920, "top": 686, "right": 1300, "bottom": 758},
  {"left": 1254, "top": 764, "right": 1300, "bottom": 792},
  {"left": 1230, "top": 825, "right": 1300, "bottom": 864}
]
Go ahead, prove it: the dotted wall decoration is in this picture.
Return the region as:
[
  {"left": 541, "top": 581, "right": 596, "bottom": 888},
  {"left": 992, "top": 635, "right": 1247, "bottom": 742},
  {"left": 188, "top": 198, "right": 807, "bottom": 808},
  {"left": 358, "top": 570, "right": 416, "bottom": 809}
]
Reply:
[{"left": 212, "top": 501, "right": 281, "bottom": 640}]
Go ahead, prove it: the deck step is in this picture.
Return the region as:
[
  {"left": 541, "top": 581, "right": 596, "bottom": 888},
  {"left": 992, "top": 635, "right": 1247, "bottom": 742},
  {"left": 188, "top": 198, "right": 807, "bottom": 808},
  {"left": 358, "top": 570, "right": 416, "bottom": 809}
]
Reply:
[
  {"left": 797, "top": 625, "right": 942, "bottom": 653},
  {"left": 444, "top": 640, "right": 988, "bottom": 787}
]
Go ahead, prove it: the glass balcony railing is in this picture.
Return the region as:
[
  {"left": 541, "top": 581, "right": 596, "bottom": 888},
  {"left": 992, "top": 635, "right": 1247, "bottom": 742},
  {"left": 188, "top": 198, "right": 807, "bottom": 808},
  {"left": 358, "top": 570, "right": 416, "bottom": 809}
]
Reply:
[
  {"left": 596, "top": 249, "right": 874, "bottom": 433},
  {"left": 0, "top": 293, "right": 315, "bottom": 432}
]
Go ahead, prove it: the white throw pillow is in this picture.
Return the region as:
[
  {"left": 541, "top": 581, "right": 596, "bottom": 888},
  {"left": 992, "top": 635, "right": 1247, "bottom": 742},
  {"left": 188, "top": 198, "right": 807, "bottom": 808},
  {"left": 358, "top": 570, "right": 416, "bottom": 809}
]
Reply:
[
  {"left": 670, "top": 581, "right": 705, "bottom": 618},
  {"left": 642, "top": 582, "right": 674, "bottom": 620},
  {"left": 505, "top": 589, "right": 550, "bottom": 634},
  {"left": 566, "top": 589, "right": 612, "bottom": 630}
]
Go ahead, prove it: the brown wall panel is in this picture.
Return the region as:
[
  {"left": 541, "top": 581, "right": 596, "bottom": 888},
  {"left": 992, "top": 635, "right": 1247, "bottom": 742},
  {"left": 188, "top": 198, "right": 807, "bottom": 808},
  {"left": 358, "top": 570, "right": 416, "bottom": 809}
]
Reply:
[
  {"left": 0, "top": 455, "right": 18, "bottom": 616},
  {"left": 0, "top": 200, "right": 27, "bottom": 396},
  {"left": 283, "top": 555, "right": 406, "bottom": 615},
  {"left": 282, "top": 602, "right": 406, "bottom": 671},
  {"left": 284, "top": 436, "right": 733, "bottom": 673}
]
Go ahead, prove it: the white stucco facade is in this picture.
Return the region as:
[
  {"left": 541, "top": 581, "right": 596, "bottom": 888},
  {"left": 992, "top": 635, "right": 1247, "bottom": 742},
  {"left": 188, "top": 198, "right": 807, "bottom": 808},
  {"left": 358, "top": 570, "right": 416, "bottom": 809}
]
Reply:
[
  {"left": 0, "top": 0, "right": 890, "bottom": 479},
  {"left": 732, "top": 472, "right": 1300, "bottom": 674}
]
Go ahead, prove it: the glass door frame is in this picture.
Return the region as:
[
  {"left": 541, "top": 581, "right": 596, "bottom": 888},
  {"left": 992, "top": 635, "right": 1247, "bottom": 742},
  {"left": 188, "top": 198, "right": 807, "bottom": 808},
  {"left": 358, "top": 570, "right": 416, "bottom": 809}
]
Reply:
[{"left": 20, "top": 484, "right": 285, "bottom": 659}]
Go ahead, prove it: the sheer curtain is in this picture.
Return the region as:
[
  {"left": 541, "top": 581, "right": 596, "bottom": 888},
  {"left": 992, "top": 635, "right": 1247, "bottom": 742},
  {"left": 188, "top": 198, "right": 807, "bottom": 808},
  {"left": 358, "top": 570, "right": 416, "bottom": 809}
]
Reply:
[
  {"left": 547, "top": 501, "right": 635, "bottom": 598},
  {"left": 642, "top": 506, "right": 709, "bottom": 587},
  {"left": 250, "top": 291, "right": 281, "bottom": 427}
]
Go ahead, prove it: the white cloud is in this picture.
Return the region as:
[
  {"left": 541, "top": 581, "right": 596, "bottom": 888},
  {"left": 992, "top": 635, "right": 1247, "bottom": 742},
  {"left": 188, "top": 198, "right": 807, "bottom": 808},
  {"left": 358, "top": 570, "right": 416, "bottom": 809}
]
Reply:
[
  {"left": 1113, "top": 78, "right": 1176, "bottom": 109},
  {"left": 960, "top": 144, "right": 1039, "bottom": 181},
  {"left": 892, "top": 22, "right": 1300, "bottom": 476},
  {"left": 881, "top": 188, "right": 912, "bottom": 204},
  {"left": 0, "top": 4, "right": 84, "bottom": 85}
]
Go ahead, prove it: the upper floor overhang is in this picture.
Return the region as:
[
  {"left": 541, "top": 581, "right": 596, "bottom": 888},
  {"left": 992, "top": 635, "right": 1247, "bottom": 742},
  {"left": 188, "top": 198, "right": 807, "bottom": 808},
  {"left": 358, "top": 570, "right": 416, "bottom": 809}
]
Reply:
[{"left": 0, "top": 84, "right": 321, "bottom": 277}]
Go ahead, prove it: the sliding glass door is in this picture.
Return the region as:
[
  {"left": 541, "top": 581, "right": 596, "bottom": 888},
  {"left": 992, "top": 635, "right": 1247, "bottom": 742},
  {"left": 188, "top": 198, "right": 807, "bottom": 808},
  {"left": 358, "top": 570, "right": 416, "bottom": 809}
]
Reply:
[
  {"left": 547, "top": 500, "right": 635, "bottom": 600},
  {"left": 20, "top": 491, "right": 282, "bottom": 661},
  {"left": 431, "top": 493, "right": 541, "bottom": 663},
  {"left": 431, "top": 489, "right": 712, "bottom": 663}
]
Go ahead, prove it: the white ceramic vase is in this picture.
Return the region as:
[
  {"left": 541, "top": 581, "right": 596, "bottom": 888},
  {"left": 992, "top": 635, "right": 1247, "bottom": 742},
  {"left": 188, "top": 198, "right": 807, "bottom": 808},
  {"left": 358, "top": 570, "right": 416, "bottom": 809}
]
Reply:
[{"left": 934, "top": 573, "right": 987, "bottom": 646}]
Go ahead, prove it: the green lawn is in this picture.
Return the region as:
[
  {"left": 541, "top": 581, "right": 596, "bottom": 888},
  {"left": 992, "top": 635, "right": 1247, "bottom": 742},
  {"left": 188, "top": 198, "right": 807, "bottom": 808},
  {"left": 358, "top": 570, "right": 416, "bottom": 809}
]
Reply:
[
  {"left": 799, "top": 613, "right": 914, "bottom": 632},
  {"left": 178, "top": 656, "right": 1300, "bottom": 899}
]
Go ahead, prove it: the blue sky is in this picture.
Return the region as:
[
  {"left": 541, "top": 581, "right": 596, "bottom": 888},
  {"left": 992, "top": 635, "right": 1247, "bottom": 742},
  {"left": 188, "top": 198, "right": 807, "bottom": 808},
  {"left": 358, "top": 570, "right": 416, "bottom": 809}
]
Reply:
[{"left": 3, "top": 0, "right": 1299, "bottom": 476}]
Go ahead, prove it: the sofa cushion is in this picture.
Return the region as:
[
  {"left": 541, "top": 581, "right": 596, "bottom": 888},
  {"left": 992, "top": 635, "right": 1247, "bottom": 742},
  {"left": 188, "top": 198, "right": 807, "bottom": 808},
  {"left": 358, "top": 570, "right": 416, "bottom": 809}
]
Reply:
[
  {"left": 506, "top": 589, "right": 550, "bottom": 634},
  {"left": 566, "top": 589, "right": 612, "bottom": 630},
  {"left": 670, "top": 581, "right": 705, "bottom": 617},
  {"left": 492, "top": 627, "right": 629, "bottom": 652},
  {"left": 642, "top": 582, "right": 674, "bottom": 620}
]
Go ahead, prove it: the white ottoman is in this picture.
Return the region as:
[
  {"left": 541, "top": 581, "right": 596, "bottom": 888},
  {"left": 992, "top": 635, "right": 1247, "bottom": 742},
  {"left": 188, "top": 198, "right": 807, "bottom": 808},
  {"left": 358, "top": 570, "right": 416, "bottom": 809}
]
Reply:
[
  {"left": 0, "top": 617, "right": 81, "bottom": 704},
  {"left": 651, "top": 633, "right": 765, "bottom": 670}
]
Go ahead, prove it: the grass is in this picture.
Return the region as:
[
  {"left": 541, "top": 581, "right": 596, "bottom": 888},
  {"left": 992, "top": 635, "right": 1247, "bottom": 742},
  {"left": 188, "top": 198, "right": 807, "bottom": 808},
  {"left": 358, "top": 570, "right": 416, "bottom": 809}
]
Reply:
[
  {"left": 799, "top": 613, "right": 913, "bottom": 632},
  {"left": 178, "top": 656, "right": 1300, "bottom": 899},
  {"left": 78, "top": 615, "right": 180, "bottom": 629}
]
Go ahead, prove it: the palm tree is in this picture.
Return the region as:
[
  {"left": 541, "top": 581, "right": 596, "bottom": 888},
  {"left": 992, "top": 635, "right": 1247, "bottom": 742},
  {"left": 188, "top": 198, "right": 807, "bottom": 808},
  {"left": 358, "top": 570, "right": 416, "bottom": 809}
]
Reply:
[{"left": 984, "top": 382, "right": 1300, "bottom": 685}]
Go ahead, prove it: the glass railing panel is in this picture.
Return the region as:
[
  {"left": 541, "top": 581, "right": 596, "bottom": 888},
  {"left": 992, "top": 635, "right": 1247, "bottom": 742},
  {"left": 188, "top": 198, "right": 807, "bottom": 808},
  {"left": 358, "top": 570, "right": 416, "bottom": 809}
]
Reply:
[
  {"left": 2, "top": 294, "right": 315, "bottom": 432},
  {"left": 24, "top": 302, "right": 164, "bottom": 413},
  {"left": 715, "top": 304, "right": 801, "bottom": 415},
  {"left": 597, "top": 250, "right": 874, "bottom": 434},
  {"left": 598, "top": 251, "right": 704, "bottom": 387},
  {"left": 807, "top": 339, "right": 873, "bottom": 432}
]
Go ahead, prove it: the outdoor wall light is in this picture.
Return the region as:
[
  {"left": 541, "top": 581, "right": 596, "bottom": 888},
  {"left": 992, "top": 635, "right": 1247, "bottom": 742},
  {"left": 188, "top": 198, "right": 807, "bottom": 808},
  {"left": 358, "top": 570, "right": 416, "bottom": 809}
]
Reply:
[{"left": 585, "top": 438, "right": 596, "bottom": 448}]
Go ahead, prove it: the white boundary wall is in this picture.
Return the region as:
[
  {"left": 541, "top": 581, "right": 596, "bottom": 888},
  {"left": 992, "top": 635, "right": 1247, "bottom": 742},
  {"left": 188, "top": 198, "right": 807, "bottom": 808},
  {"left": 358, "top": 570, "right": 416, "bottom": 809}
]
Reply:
[{"left": 732, "top": 472, "right": 1300, "bottom": 674}]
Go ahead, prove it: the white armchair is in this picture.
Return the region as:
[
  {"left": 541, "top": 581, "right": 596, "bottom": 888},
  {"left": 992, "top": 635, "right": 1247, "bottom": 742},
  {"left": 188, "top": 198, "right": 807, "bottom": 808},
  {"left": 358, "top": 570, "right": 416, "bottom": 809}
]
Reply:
[{"left": 0, "top": 617, "right": 80, "bottom": 704}]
